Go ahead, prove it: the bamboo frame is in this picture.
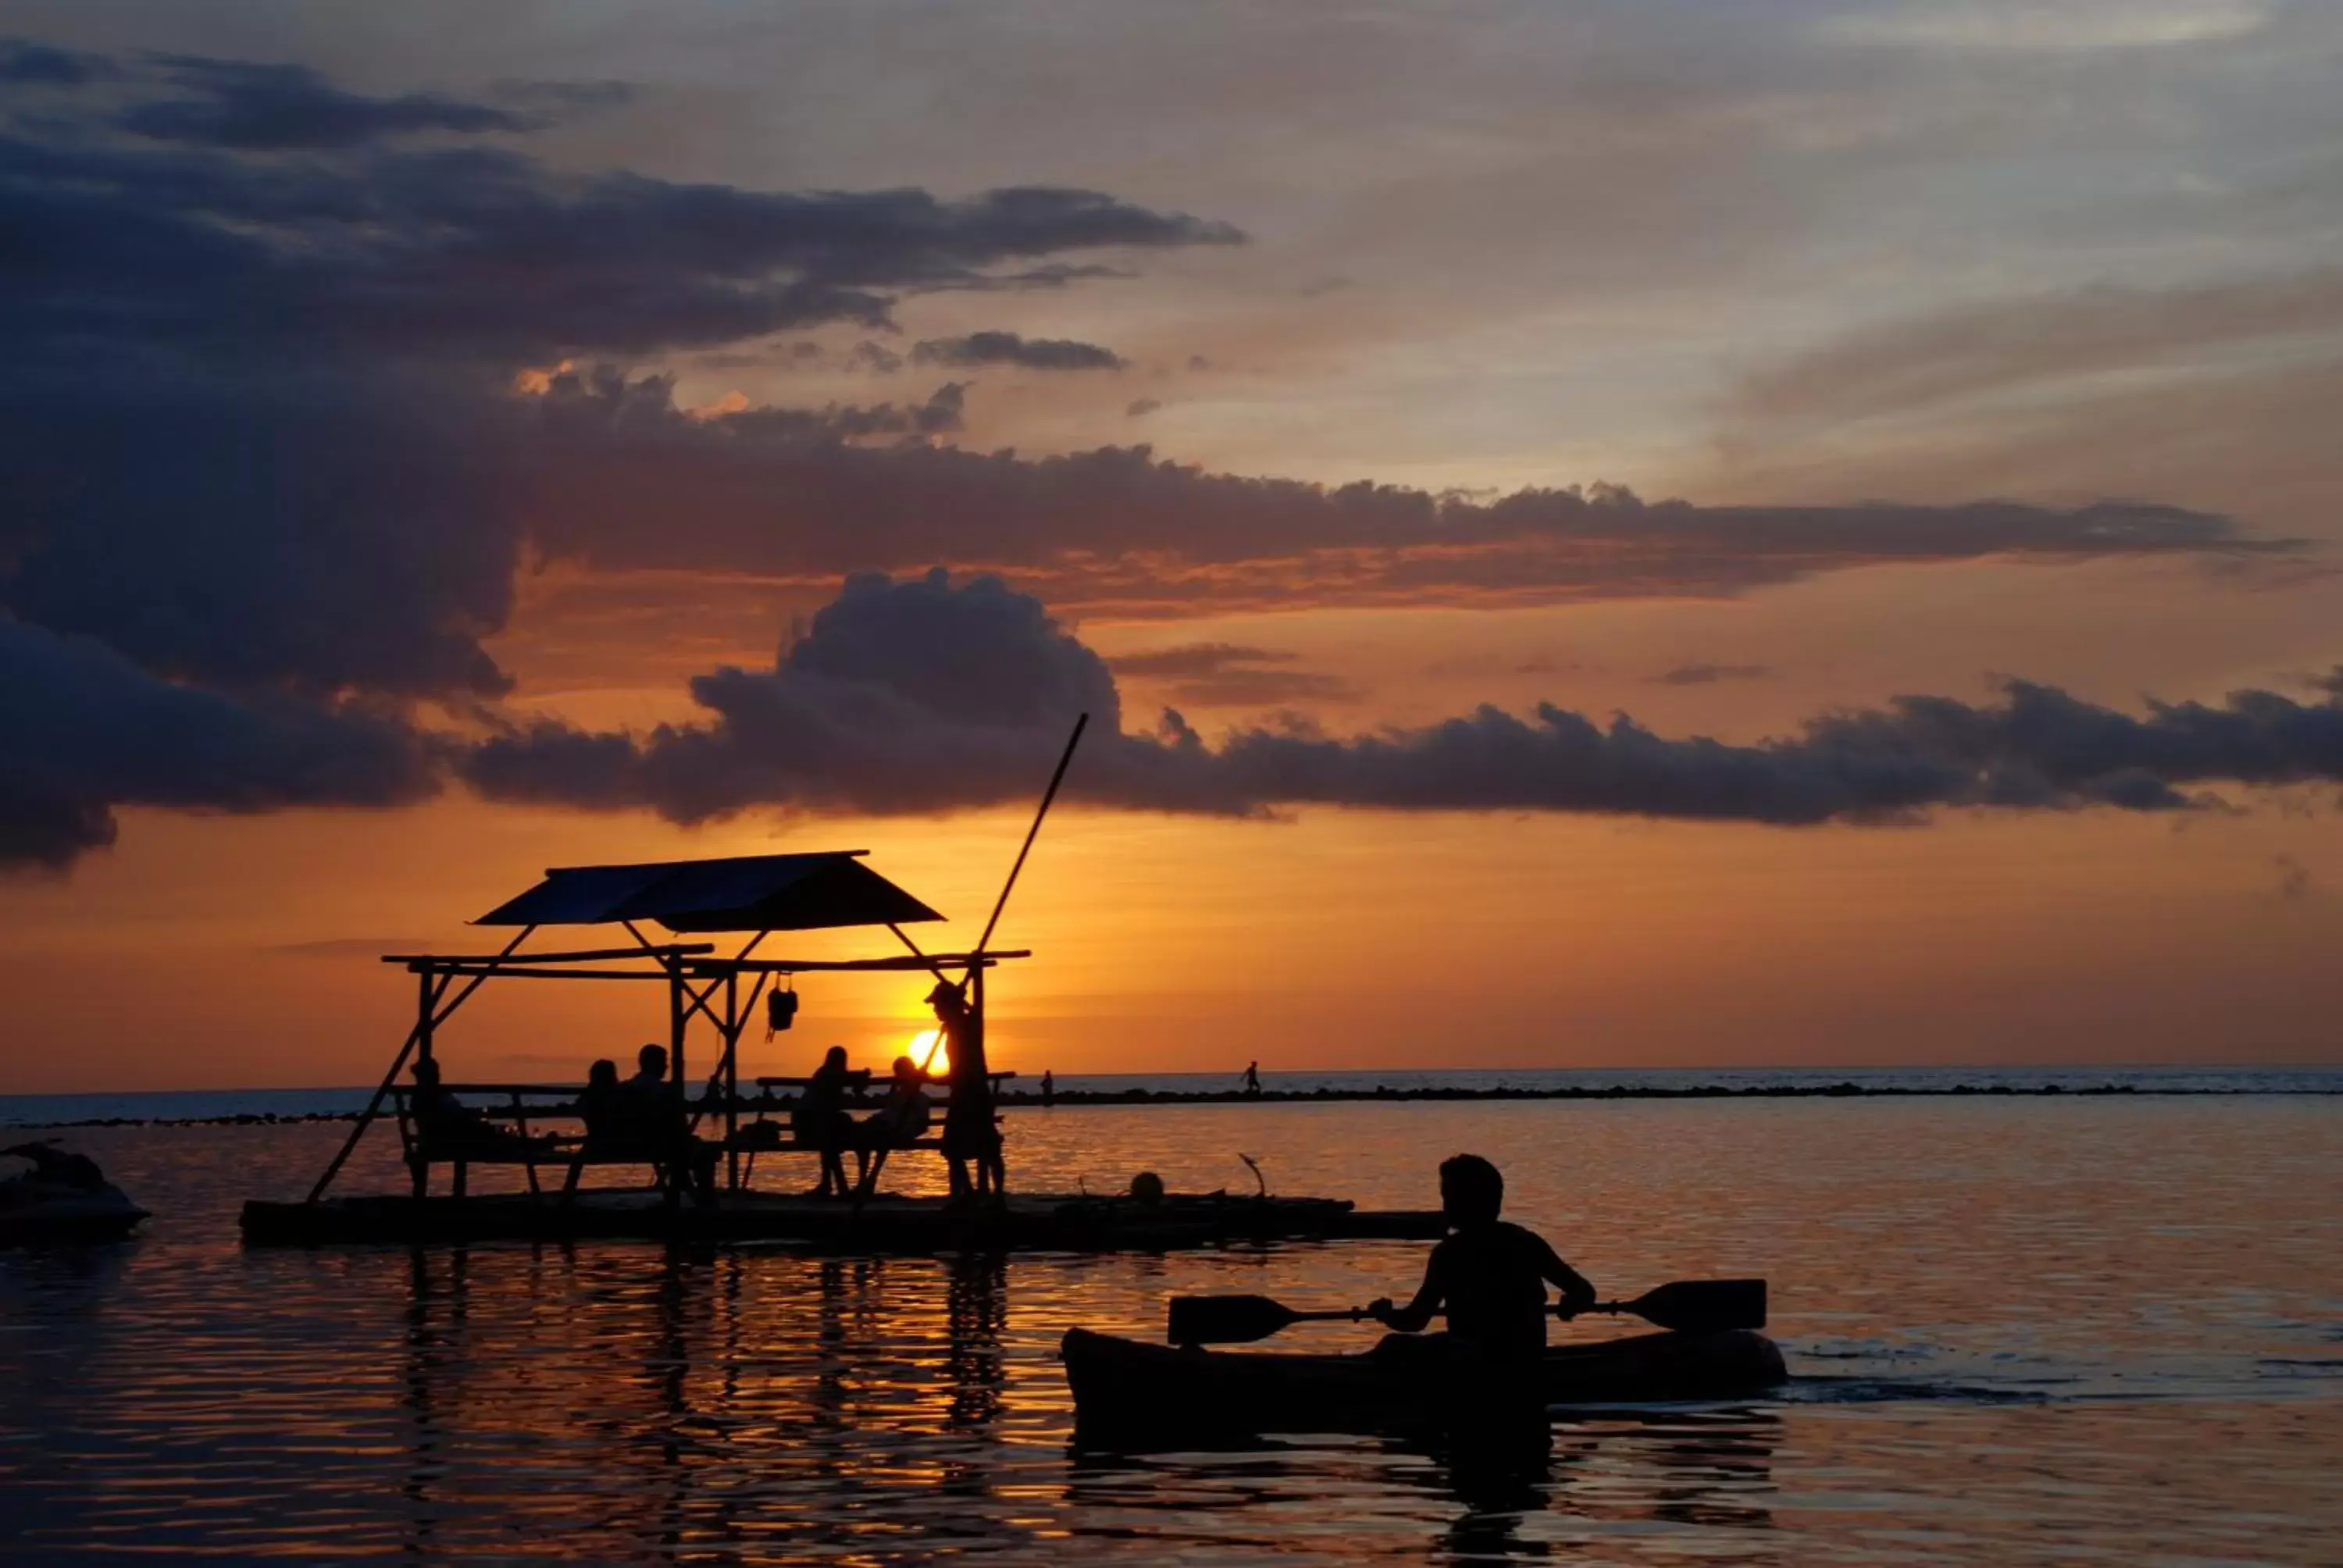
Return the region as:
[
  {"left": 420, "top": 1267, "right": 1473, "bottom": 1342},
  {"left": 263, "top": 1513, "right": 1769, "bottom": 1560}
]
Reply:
[{"left": 308, "top": 925, "right": 1025, "bottom": 1203}]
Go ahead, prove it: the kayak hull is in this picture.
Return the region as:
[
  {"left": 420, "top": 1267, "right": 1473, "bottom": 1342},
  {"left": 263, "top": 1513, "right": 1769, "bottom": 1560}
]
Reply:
[{"left": 1061, "top": 1325, "right": 1785, "bottom": 1444}]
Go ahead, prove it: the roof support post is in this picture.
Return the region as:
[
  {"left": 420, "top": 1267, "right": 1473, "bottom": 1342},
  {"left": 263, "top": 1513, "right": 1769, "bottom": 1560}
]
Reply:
[
  {"left": 415, "top": 966, "right": 435, "bottom": 1067},
  {"left": 308, "top": 925, "right": 536, "bottom": 1203},
  {"left": 723, "top": 969, "right": 740, "bottom": 1192}
]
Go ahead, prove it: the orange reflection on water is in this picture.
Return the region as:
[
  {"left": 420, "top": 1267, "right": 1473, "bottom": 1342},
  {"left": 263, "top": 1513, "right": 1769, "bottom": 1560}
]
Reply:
[{"left": 2, "top": 1099, "right": 2338, "bottom": 1562}]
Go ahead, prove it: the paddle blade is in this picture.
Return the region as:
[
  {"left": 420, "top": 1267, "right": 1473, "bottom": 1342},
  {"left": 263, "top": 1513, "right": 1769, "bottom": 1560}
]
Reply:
[
  {"left": 1616, "top": 1278, "right": 1767, "bottom": 1334},
  {"left": 1168, "top": 1293, "right": 1299, "bottom": 1346}
]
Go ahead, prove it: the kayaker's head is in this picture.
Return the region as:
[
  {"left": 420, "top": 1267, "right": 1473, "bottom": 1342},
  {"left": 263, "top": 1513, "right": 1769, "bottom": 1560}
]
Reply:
[{"left": 1438, "top": 1153, "right": 1503, "bottom": 1227}]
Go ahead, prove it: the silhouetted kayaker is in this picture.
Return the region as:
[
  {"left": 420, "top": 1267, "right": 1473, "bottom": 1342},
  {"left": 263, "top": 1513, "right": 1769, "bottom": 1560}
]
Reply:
[{"left": 1369, "top": 1154, "right": 1595, "bottom": 1363}]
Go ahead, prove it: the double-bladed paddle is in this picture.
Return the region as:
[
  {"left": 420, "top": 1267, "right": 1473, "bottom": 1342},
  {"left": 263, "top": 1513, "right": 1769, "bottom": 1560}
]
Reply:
[{"left": 1165, "top": 1278, "right": 1766, "bottom": 1347}]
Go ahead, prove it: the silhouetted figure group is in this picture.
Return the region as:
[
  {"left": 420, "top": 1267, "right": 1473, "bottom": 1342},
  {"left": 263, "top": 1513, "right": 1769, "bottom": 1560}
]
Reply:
[
  {"left": 569, "top": 1043, "right": 719, "bottom": 1200},
  {"left": 408, "top": 980, "right": 1006, "bottom": 1206},
  {"left": 790, "top": 1045, "right": 936, "bottom": 1198}
]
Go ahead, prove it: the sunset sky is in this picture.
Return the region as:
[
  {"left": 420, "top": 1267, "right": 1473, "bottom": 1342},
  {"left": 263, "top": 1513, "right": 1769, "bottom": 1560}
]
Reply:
[{"left": 5, "top": 2, "right": 2342, "bottom": 1092}]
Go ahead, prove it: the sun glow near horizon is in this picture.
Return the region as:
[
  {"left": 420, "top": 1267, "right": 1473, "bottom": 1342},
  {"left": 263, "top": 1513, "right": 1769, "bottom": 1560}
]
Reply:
[{"left": 906, "top": 1028, "right": 947, "bottom": 1076}]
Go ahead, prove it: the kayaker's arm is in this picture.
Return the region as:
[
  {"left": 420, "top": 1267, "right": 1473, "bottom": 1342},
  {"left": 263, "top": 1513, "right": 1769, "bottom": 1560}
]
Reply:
[
  {"left": 1536, "top": 1237, "right": 1598, "bottom": 1318},
  {"left": 1368, "top": 1249, "right": 1449, "bottom": 1333}
]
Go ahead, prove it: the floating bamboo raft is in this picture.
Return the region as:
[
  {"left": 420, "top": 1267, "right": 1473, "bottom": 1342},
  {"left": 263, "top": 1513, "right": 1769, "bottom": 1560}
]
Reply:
[{"left": 239, "top": 1188, "right": 1445, "bottom": 1251}]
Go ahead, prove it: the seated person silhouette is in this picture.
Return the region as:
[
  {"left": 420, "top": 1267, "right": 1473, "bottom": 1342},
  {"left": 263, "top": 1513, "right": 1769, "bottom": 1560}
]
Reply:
[
  {"left": 851, "top": 1054, "right": 934, "bottom": 1194},
  {"left": 793, "top": 1045, "right": 868, "bottom": 1198},
  {"left": 576, "top": 1057, "right": 627, "bottom": 1146},
  {"left": 409, "top": 1057, "right": 510, "bottom": 1150},
  {"left": 624, "top": 1042, "right": 669, "bottom": 1099},
  {"left": 1370, "top": 1154, "right": 1596, "bottom": 1367},
  {"left": 604, "top": 1042, "right": 716, "bottom": 1202}
]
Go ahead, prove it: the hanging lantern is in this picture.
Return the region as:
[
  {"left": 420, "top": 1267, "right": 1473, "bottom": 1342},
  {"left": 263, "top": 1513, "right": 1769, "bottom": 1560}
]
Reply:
[{"left": 767, "top": 983, "right": 799, "bottom": 1033}]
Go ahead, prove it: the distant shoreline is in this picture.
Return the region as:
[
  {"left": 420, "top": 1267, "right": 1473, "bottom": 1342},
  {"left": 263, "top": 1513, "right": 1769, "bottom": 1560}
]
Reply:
[{"left": 9, "top": 1078, "right": 2339, "bottom": 1129}]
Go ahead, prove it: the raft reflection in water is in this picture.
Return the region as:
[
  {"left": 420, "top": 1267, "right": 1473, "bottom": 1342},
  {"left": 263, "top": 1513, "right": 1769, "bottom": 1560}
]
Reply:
[
  {"left": 384, "top": 1244, "right": 1776, "bottom": 1561},
  {"left": 393, "top": 1243, "right": 1020, "bottom": 1558}
]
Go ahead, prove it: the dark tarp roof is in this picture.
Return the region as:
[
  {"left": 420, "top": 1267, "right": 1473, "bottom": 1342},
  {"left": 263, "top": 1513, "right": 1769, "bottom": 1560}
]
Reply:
[{"left": 474, "top": 853, "right": 944, "bottom": 933}]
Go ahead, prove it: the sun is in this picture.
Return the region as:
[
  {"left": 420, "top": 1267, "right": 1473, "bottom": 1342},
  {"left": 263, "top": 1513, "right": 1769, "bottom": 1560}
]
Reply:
[{"left": 907, "top": 1028, "right": 948, "bottom": 1076}]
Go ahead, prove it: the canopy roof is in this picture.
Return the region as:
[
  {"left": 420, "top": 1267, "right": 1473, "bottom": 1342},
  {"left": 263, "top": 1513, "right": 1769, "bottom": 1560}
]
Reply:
[{"left": 474, "top": 852, "right": 943, "bottom": 934}]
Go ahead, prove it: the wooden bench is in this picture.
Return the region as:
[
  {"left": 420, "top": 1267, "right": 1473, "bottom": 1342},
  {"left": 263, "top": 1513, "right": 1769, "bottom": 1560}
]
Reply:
[
  {"left": 392, "top": 1071, "right": 1022, "bottom": 1200},
  {"left": 391, "top": 1082, "right": 710, "bottom": 1202},
  {"left": 727, "top": 1073, "right": 1017, "bottom": 1190}
]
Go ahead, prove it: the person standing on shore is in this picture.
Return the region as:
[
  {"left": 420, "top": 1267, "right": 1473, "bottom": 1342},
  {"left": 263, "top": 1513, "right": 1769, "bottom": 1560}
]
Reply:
[
  {"left": 1242, "top": 1061, "right": 1262, "bottom": 1097},
  {"left": 1040, "top": 1069, "right": 1055, "bottom": 1107}
]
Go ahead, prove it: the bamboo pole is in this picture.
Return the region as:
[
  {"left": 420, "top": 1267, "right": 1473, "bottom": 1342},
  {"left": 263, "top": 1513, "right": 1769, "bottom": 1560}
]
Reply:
[{"left": 306, "top": 925, "right": 533, "bottom": 1203}]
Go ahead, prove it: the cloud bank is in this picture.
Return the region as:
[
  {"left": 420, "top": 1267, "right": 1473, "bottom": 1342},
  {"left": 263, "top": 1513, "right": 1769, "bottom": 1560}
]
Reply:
[
  {"left": 0, "top": 45, "right": 2314, "bottom": 869},
  {"left": 912, "top": 331, "right": 1127, "bottom": 370},
  {"left": 462, "top": 572, "right": 2343, "bottom": 830}
]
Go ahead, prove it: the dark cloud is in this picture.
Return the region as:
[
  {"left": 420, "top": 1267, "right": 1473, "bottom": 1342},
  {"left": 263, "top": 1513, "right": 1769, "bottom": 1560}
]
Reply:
[
  {"left": 516, "top": 381, "right": 2288, "bottom": 615},
  {"left": 0, "top": 45, "right": 2316, "bottom": 872},
  {"left": 2, "top": 367, "right": 519, "bottom": 697},
  {"left": 0, "top": 52, "right": 1229, "bottom": 686},
  {"left": 3, "top": 54, "right": 1240, "bottom": 372},
  {"left": 0, "top": 617, "right": 440, "bottom": 871},
  {"left": 461, "top": 572, "right": 2343, "bottom": 830},
  {"left": 1107, "top": 643, "right": 1357, "bottom": 707},
  {"left": 465, "top": 571, "right": 1122, "bottom": 818},
  {"left": 1650, "top": 664, "right": 1774, "bottom": 686},
  {"left": 0, "top": 37, "right": 111, "bottom": 84},
  {"left": 121, "top": 56, "right": 543, "bottom": 148},
  {"left": 0, "top": 46, "right": 1236, "bottom": 868},
  {"left": 1126, "top": 397, "right": 1162, "bottom": 417},
  {"left": 912, "top": 331, "right": 1126, "bottom": 370},
  {"left": 1108, "top": 643, "right": 1296, "bottom": 679}
]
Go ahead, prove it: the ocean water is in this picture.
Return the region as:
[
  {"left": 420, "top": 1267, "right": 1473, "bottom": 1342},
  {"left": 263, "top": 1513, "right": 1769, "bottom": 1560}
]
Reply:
[
  {"left": 5, "top": 1064, "right": 2339, "bottom": 1128},
  {"left": 2, "top": 1093, "right": 2338, "bottom": 1563}
]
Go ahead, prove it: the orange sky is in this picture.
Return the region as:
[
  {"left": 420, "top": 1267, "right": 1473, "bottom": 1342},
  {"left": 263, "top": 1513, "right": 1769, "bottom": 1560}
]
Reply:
[
  {"left": 5, "top": 5, "right": 2343, "bottom": 1091},
  {"left": 2, "top": 779, "right": 2335, "bottom": 1093}
]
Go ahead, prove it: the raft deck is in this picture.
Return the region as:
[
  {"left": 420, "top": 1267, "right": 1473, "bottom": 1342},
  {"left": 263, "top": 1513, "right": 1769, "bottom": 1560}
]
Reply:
[{"left": 240, "top": 1188, "right": 1444, "bottom": 1251}]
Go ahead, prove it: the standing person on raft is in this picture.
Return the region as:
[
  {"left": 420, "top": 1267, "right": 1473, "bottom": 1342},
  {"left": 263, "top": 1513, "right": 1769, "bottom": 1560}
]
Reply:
[
  {"left": 929, "top": 979, "right": 1004, "bottom": 1200},
  {"left": 1369, "top": 1154, "right": 1596, "bottom": 1363}
]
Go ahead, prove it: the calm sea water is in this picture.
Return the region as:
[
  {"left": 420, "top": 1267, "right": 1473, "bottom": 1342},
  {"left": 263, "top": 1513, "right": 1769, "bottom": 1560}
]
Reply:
[
  {"left": 6, "top": 1064, "right": 2340, "bottom": 1128},
  {"left": 3, "top": 1094, "right": 2338, "bottom": 1563}
]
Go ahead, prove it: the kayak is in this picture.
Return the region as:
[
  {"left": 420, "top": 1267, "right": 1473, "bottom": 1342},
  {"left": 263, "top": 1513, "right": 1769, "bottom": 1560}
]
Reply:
[{"left": 1061, "top": 1325, "right": 1785, "bottom": 1443}]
